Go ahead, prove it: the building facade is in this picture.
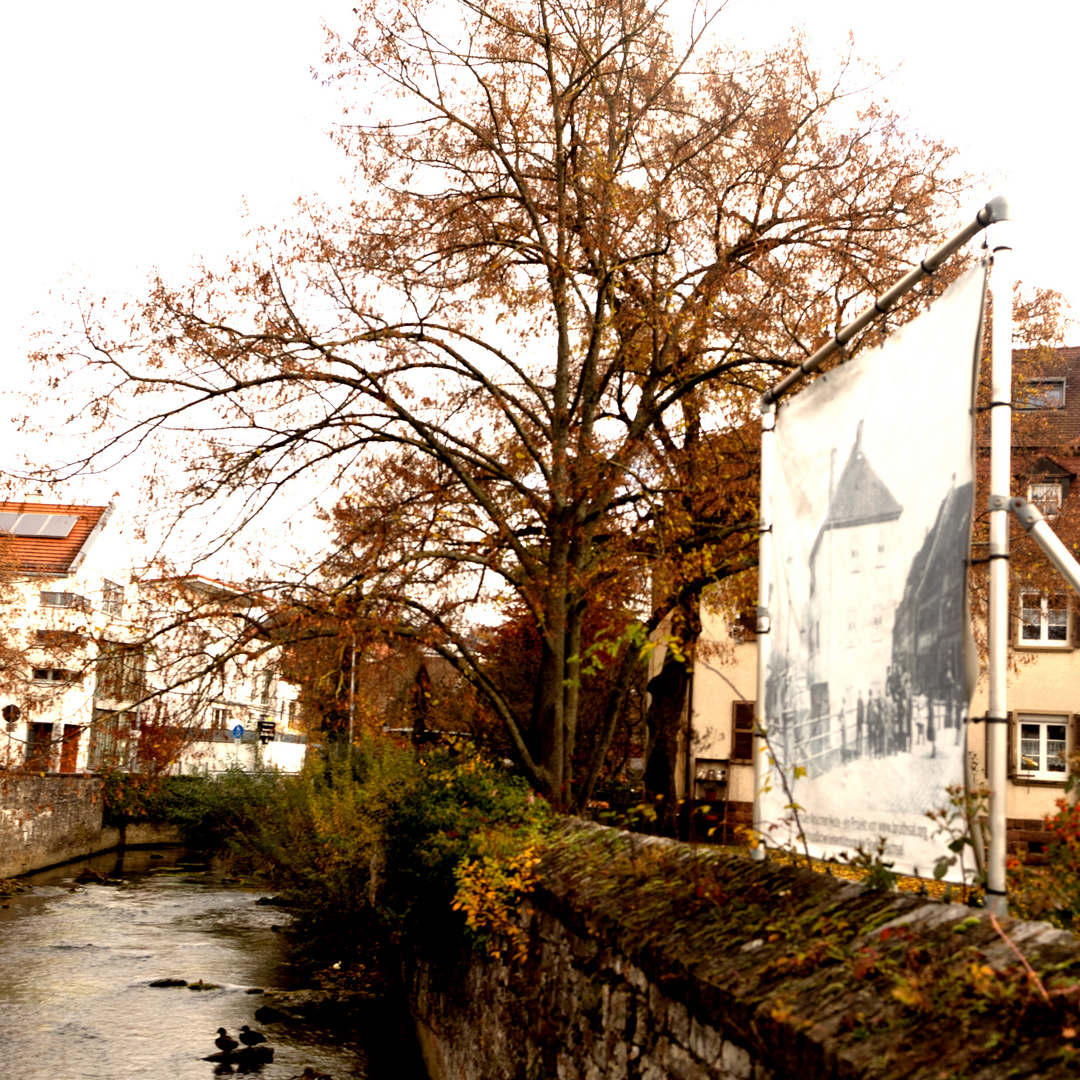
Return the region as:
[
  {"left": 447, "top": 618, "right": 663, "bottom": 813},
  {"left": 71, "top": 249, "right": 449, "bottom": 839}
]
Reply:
[
  {"left": 681, "top": 347, "right": 1080, "bottom": 857},
  {"left": 0, "top": 497, "right": 305, "bottom": 776}
]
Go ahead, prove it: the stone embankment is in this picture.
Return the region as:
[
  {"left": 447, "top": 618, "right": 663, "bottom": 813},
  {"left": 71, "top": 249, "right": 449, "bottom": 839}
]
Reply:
[
  {"left": 409, "top": 822, "right": 1079, "bottom": 1080},
  {"left": 0, "top": 773, "right": 179, "bottom": 877}
]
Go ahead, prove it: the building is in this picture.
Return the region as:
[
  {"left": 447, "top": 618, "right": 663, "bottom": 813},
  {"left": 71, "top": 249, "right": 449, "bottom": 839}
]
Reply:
[
  {"left": 0, "top": 496, "right": 139, "bottom": 772},
  {"left": 682, "top": 346, "right": 1080, "bottom": 856},
  {"left": 0, "top": 497, "right": 305, "bottom": 776},
  {"left": 138, "top": 575, "right": 305, "bottom": 775}
]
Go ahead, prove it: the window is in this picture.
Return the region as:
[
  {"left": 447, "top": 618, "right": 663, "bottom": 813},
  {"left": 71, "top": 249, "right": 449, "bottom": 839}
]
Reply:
[
  {"left": 40, "top": 591, "right": 89, "bottom": 611},
  {"left": 1028, "top": 482, "right": 1064, "bottom": 519},
  {"left": 32, "top": 668, "right": 78, "bottom": 684},
  {"left": 102, "top": 580, "right": 123, "bottom": 617},
  {"left": 211, "top": 707, "right": 230, "bottom": 729},
  {"left": 94, "top": 643, "right": 145, "bottom": 702},
  {"left": 731, "top": 701, "right": 755, "bottom": 762},
  {"left": 1017, "top": 378, "right": 1066, "bottom": 410},
  {"left": 1015, "top": 715, "right": 1070, "bottom": 781},
  {"left": 1018, "top": 590, "right": 1070, "bottom": 647},
  {"left": 34, "top": 629, "right": 85, "bottom": 647}
]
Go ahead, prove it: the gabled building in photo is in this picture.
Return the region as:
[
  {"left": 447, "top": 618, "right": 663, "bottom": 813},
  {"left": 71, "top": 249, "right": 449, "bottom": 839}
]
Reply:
[{"left": 677, "top": 346, "right": 1080, "bottom": 857}]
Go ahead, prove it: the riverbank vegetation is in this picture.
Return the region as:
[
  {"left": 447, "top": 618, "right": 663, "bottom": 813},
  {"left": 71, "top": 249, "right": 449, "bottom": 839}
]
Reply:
[
  {"left": 101, "top": 743, "right": 1080, "bottom": 949},
  {"left": 105, "top": 741, "right": 554, "bottom": 964}
]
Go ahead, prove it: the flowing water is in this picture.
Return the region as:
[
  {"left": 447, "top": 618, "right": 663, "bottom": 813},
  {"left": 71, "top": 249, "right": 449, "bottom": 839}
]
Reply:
[{"left": 0, "top": 848, "right": 427, "bottom": 1079}]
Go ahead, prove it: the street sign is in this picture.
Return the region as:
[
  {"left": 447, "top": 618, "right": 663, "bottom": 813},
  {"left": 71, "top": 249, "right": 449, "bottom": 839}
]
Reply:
[
  {"left": 231, "top": 724, "right": 244, "bottom": 740},
  {"left": 257, "top": 720, "right": 276, "bottom": 745}
]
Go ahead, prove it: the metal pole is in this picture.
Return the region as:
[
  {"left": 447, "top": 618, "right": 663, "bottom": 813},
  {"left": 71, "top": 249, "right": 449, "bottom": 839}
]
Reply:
[
  {"left": 753, "top": 402, "right": 776, "bottom": 860},
  {"left": 348, "top": 635, "right": 357, "bottom": 749},
  {"left": 986, "top": 213, "right": 1014, "bottom": 917},
  {"left": 762, "top": 196, "right": 1009, "bottom": 408}
]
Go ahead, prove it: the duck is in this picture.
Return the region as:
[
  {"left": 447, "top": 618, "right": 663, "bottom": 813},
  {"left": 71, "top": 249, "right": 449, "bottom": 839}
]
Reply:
[
  {"left": 214, "top": 1028, "right": 239, "bottom": 1054},
  {"left": 238, "top": 1025, "right": 267, "bottom": 1047},
  {"left": 292, "top": 1070, "right": 331, "bottom": 1080}
]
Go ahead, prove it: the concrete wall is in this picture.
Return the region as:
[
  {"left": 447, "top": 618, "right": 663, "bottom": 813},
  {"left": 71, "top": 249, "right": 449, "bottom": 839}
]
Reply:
[
  {"left": 0, "top": 773, "right": 180, "bottom": 878},
  {"left": 409, "top": 823, "right": 1079, "bottom": 1080}
]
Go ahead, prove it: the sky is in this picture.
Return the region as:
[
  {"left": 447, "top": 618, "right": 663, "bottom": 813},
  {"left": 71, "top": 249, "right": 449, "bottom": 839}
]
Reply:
[{"left": 1, "top": 0, "right": 1077, "bottom": 519}]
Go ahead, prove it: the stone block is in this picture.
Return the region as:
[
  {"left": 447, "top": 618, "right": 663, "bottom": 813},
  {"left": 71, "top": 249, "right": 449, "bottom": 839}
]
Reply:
[
  {"left": 664, "top": 1043, "right": 713, "bottom": 1080},
  {"left": 719, "top": 1039, "right": 754, "bottom": 1080},
  {"left": 667, "top": 999, "right": 691, "bottom": 1045},
  {"left": 688, "top": 1016, "right": 722, "bottom": 1066}
]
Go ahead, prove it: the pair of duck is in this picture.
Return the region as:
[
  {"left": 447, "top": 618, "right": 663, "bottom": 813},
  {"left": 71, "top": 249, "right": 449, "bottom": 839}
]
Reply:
[{"left": 214, "top": 1026, "right": 267, "bottom": 1054}]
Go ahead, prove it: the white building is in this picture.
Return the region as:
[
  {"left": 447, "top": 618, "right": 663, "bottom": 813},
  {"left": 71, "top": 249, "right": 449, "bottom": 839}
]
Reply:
[
  {"left": 139, "top": 575, "right": 306, "bottom": 775},
  {"left": 0, "top": 497, "right": 305, "bottom": 775}
]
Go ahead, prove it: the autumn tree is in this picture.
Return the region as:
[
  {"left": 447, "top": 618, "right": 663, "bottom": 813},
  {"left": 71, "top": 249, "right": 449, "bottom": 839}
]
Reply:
[{"left": 35, "top": 0, "right": 975, "bottom": 809}]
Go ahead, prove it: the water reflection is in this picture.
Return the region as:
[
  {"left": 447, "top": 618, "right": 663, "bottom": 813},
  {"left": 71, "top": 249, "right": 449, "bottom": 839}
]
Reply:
[{"left": 0, "top": 849, "right": 425, "bottom": 1080}]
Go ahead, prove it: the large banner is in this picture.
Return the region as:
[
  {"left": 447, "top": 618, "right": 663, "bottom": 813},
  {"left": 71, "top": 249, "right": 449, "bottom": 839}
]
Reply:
[{"left": 762, "top": 263, "right": 987, "bottom": 880}]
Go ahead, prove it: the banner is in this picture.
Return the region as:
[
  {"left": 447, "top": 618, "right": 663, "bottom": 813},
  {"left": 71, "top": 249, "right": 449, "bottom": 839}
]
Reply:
[{"left": 762, "top": 263, "right": 987, "bottom": 880}]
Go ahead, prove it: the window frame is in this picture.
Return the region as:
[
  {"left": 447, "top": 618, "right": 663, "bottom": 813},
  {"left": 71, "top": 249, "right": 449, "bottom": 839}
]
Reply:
[
  {"left": 1017, "top": 377, "right": 1066, "bottom": 410},
  {"left": 32, "top": 667, "right": 79, "bottom": 684},
  {"left": 1013, "top": 713, "right": 1071, "bottom": 783},
  {"left": 39, "top": 591, "right": 90, "bottom": 611},
  {"left": 1027, "top": 481, "right": 1064, "bottom": 519},
  {"left": 1017, "top": 589, "right": 1071, "bottom": 649},
  {"left": 731, "top": 701, "right": 755, "bottom": 763},
  {"left": 102, "top": 580, "right": 124, "bottom": 617}
]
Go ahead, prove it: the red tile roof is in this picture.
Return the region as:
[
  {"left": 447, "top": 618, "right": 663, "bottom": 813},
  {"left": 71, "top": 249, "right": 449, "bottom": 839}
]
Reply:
[{"left": 0, "top": 500, "right": 110, "bottom": 575}]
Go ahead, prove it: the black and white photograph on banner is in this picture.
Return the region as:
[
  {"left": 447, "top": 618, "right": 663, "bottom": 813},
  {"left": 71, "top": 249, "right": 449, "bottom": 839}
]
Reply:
[{"left": 761, "top": 264, "right": 988, "bottom": 880}]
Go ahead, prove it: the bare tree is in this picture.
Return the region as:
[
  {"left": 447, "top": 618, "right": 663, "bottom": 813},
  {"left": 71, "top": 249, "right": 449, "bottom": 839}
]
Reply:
[{"left": 33, "top": 0, "right": 974, "bottom": 808}]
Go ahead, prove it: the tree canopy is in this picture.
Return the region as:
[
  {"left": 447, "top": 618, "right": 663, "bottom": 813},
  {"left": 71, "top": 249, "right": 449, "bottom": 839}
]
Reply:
[{"left": 34, "top": 0, "right": 977, "bottom": 809}]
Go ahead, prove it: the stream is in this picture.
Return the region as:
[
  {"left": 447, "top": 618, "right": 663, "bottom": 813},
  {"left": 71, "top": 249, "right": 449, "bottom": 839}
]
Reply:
[{"left": 0, "top": 848, "right": 428, "bottom": 1079}]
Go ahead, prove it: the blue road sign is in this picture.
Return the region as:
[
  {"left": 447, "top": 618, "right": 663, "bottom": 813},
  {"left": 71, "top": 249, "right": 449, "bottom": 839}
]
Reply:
[{"left": 231, "top": 724, "right": 244, "bottom": 740}]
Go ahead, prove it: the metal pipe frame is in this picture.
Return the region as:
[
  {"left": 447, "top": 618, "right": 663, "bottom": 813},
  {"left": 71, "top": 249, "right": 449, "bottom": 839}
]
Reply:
[
  {"left": 1000, "top": 496, "right": 1080, "bottom": 597},
  {"left": 761, "top": 196, "right": 1010, "bottom": 409},
  {"left": 753, "top": 197, "right": 1011, "bottom": 879},
  {"left": 752, "top": 402, "right": 775, "bottom": 859},
  {"left": 985, "top": 222, "right": 1014, "bottom": 916}
]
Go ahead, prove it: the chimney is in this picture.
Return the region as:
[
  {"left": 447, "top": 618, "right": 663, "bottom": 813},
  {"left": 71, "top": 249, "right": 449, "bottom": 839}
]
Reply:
[{"left": 24, "top": 489, "right": 44, "bottom": 504}]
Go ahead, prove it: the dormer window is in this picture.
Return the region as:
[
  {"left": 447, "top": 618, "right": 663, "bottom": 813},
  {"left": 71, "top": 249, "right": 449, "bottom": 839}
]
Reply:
[
  {"left": 1028, "top": 482, "right": 1064, "bottom": 518},
  {"left": 1018, "top": 377, "right": 1066, "bottom": 410}
]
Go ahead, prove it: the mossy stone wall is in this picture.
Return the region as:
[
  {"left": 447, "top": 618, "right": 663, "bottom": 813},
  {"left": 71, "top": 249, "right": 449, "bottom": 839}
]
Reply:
[{"left": 408, "top": 823, "right": 1080, "bottom": 1080}]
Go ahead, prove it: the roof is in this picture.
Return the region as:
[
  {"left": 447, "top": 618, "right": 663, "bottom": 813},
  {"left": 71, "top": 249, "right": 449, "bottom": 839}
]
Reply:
[
  {"left": 981, "top": 346, "right": 1080, "bottom": 453},
  {"left": 0, "top": 499, "right": 111, "bottom": 575},
  {"left": 810, "top": 420, "right": 903, "bottom": 563}
]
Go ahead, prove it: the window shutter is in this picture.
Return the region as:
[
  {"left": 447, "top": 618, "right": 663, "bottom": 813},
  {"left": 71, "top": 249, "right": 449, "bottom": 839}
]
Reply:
[
  {"left": 1072, "top": 714, "right": 1080, "bottom": 776},
  {"left": 1006, "top": 711, "right": 1016, "bottom": 779},
  {"left": 732, "top": 702, "right": 755, "bottom": 762}
]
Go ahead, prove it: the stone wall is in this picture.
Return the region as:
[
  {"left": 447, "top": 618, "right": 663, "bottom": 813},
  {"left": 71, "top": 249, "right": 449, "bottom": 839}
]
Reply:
[
  {"left": 408, "top": 823, "right": 1080, "bottom": 1080},
  {"left": 0, "top": 774, "right": 180, "bottom": 877}
]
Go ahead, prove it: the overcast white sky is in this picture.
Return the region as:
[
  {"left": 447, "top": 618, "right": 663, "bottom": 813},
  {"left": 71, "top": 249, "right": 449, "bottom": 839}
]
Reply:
[{"left": 1, "top": 0, "right": 1076, "bottom": 511}]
